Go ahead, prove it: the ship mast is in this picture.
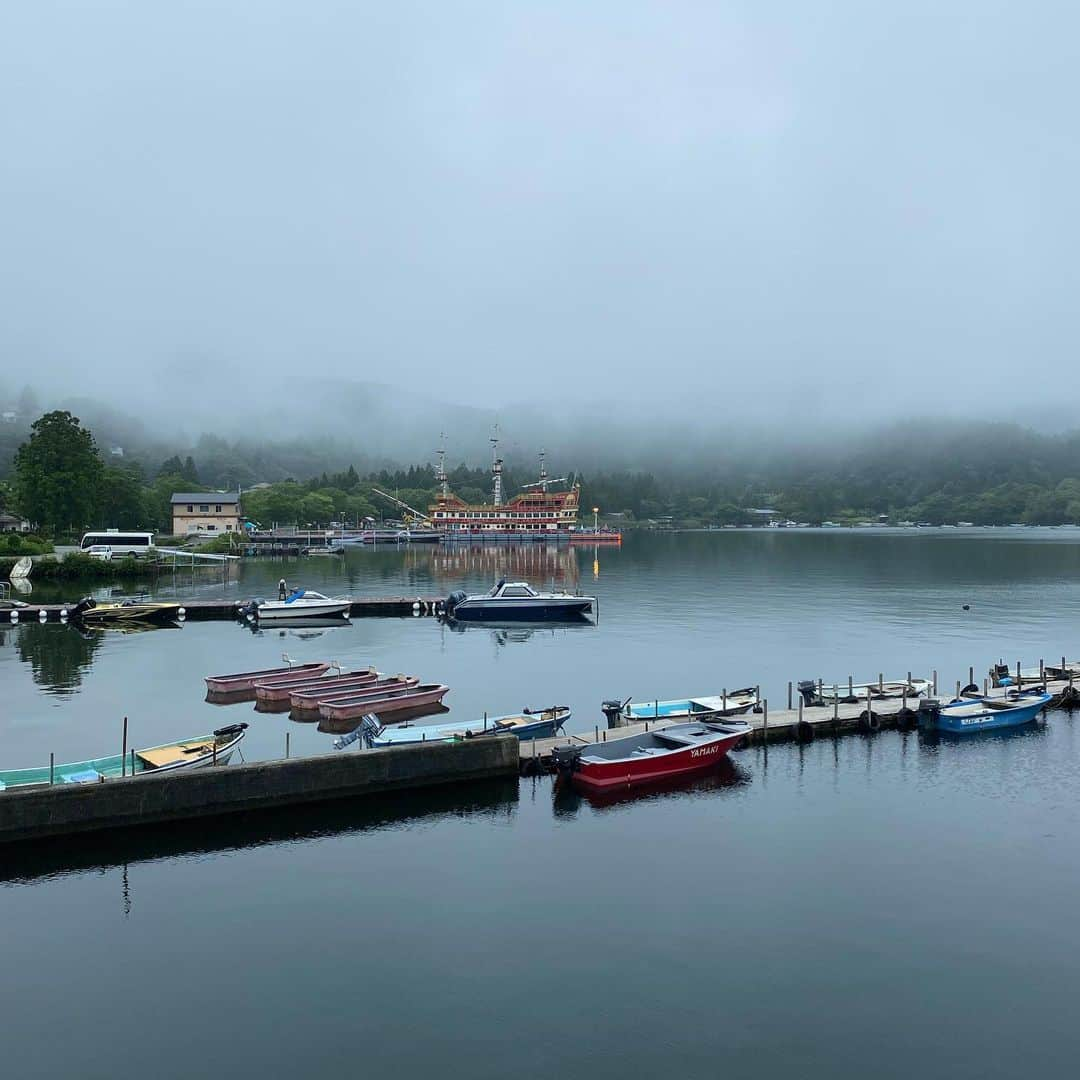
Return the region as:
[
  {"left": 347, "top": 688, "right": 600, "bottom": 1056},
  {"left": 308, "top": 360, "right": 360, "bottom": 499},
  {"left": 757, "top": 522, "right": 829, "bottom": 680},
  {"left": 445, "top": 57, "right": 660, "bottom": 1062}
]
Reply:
[
  {"left": 435, "top": 434, "right": 449, "bottom": 500},
  {"left": 538, "top": 449, "right": 548, "bottom": 494},
  {"left": 491, "top": 427, "right": 503, "bottom": 507}
]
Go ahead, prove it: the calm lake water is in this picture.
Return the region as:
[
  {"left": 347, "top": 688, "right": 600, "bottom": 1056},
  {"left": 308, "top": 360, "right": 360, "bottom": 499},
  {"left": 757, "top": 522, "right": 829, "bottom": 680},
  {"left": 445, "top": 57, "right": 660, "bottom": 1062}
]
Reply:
[{"left": 4, "top": 529, "right": 1080, "bottom": 1078}]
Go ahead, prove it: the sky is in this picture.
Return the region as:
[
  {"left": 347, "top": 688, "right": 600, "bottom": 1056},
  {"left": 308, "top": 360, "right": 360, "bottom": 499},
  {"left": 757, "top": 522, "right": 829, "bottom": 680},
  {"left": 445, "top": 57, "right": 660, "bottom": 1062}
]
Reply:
[{"left": 1, "top": 1, "right": 1078, "bottom": 424}]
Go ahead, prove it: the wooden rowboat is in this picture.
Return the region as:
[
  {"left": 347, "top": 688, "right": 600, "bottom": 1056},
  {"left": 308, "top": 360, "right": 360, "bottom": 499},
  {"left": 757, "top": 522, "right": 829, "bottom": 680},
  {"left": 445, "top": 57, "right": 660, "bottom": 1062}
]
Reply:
[
  {"left": 289, "top": 674, "right": 417, "bottom": 713},
  {"left": 252, "top": 667, "right": 376, "bottom": 703},
  {"left": 205, "top": 659, "right": 329, "bottom": 694},
  {"left": 363, "top": 705, "right": 569, "bottom": 747},
  {"left": 0, "top": 724, "right": 248, "bottom": 792},
  {"left": 318, "top": 683, "right": 450, "bottom": 722}
]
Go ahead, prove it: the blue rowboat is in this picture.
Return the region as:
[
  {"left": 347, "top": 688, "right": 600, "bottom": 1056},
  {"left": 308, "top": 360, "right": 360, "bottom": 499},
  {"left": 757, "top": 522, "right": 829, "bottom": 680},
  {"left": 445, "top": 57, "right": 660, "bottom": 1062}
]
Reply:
[
  {"left": 621, "top": 689, "right": 759, "bottom": 722},
  {"left": 930, "top": 691, "right": 1050, "bottom": 733},
  {"left": 0, "top": 724, "right": 248, "bottom": 791},
  {"left": 360, "top": 706, "right": 570, "bottom": 748}
]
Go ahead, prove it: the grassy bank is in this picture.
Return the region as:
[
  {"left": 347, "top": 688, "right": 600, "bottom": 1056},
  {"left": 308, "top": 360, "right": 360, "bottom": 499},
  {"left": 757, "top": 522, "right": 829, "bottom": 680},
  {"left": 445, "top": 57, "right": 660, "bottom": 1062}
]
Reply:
[{"left": 0, "top": 553, "right": 160, "bottom": 581}]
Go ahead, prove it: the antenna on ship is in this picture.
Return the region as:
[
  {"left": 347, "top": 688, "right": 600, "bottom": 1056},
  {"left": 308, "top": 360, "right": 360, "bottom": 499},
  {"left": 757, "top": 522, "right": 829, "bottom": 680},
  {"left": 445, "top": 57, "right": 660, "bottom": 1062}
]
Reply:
[
  {"left": 538, "top": 449, "right": 548, "bottom": 494},
  {"left": 435, "top": 434, "right": 449, "bottom": 499},
  {"left": 491, "top": 426, "right": 503, "bottom": 507}
]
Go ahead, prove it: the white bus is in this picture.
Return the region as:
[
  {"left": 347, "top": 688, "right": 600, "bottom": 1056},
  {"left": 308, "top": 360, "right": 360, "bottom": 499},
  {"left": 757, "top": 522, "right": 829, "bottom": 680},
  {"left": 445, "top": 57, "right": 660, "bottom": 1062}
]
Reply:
[{"left": 79, "top": 530, "right": 155, "bottom": 557}]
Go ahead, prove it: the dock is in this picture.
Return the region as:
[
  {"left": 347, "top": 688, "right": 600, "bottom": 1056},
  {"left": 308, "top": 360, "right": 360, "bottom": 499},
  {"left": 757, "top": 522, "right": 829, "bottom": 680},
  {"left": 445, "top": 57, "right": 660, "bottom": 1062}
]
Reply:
[
  {"left": 2, "top": 596, "right": 445, "bottom": 622},
  {"left": 0, "top": 735, "right": 519, "bottom": 844},
  {"left": 517, "top": 667, "right": 1080, "bottom": 772}
]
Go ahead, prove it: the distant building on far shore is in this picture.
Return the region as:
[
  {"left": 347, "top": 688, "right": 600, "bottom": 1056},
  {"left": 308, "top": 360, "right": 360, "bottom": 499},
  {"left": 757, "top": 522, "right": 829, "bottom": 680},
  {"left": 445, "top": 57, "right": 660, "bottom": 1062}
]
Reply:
[
  {"left": 170, "top": 492, "right": 242, "bottom": 535},
  {"left": 0, "top": 512, "right": 31, "bottom": 533}
]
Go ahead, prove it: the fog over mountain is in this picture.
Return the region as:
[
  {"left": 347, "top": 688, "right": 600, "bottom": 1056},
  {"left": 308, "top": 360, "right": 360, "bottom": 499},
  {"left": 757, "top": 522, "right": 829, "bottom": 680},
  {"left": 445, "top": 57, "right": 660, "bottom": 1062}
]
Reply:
[{"left": 2, "top": 3, "right": 1078, "bottom": 434}]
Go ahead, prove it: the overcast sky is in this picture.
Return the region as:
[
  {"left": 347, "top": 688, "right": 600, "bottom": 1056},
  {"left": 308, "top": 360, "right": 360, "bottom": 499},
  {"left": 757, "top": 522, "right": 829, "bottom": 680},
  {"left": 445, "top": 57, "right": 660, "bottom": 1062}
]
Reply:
[{"left": 2, "top": 2, "right": 1077, "bottom": 420}]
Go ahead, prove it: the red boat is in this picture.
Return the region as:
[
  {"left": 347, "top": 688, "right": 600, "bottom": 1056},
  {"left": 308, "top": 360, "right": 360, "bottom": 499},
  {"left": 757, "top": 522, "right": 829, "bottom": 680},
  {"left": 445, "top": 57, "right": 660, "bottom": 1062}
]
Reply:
[
  {"left": 253, "top": 667, "right": 377, "bottom": 703},
  {"left": 205, "top": 660, "right": 329, "bottom": 694},
  {"left": 551, "top": 720, "right": 750, "bottom": 792},
  {"left": 289, "top": 675, "right": 418, "bottom": 713},
  {"left": 317, "top": 683, "right": 450, "bottom": 722}
]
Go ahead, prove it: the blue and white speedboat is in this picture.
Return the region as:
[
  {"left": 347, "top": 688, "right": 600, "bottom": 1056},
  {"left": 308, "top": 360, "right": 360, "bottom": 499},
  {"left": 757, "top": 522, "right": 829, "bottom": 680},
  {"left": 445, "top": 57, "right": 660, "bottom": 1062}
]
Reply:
[
  {"left": 444, "top": 580, "right": 594, "bottom": 621},
  {"left": 928, "top": 690, "right": 1051, "bottom": 733},
  {"left": 361, "top": 706, "right": 570, "bottom": 747}
]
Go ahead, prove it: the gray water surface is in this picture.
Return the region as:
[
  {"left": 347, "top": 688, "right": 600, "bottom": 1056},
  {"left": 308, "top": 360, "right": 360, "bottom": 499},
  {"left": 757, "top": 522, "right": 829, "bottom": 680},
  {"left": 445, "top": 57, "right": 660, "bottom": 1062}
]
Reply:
[{"left": 3, "top": 530, "right": 1080, "bottom": 1079}]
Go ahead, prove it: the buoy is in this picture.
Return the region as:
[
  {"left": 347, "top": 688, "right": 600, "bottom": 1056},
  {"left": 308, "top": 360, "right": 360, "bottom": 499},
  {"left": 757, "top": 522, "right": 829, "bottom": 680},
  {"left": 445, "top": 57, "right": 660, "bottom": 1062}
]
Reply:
[
  {"left": 38, "top": 609, "right": 47, "bottom": 621},
  {"left": 859, "top": 710, "right": 881, "bottom": 733},
  {"left": 10, "top": 611, "right": 18, "bottom": 622},
  {"left": 412, "top": 600, "right": 420, "bottom": 611},
  {"left": 178, "top": 607, "right": 186, "bottom": 617},
  {"left": 962, "top": 604, "right": 970, "bottom": 611},
  {"left": 60, "top": 608, "right": 68, "bottom": 619}
]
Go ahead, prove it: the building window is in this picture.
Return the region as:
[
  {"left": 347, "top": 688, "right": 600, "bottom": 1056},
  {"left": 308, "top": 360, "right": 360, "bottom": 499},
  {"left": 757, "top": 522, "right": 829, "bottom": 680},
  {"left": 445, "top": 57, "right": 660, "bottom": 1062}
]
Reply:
[
  {"left": 187, "top": 504, "right": 193, "bottom": 513},
  {"left": 199, "top": 504, "right": 209, "bottom": 512},
  {"left": 215, "top": 504, "right": 222, "bottom": 512},
  {"left": 207, "top": 525, "right": 217, "bottom": 532}
]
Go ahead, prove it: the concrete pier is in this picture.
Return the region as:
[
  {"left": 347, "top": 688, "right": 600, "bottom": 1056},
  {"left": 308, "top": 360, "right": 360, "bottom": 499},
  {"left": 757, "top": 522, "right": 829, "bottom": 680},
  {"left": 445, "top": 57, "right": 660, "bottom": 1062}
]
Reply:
[{"left": 0, "top": 736, "right": 519, "bottom": 844}]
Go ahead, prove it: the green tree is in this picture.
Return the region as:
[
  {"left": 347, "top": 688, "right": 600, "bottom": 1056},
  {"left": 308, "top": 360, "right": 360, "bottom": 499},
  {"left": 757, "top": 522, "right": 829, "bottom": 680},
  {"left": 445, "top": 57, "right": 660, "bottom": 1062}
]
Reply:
[
  {"left": 99, "top": 465, "right": 147, "bottom": 528},
  {"left": 14, "top": 411, "right": 103, "bottom": 536}
]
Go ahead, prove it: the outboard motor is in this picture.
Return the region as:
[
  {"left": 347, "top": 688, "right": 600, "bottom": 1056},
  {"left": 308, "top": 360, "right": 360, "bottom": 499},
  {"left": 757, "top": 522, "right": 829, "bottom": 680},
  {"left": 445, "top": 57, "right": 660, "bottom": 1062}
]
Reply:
[
  {"left": 72, "top": 597, "right": 96, "bottom": 617},
  {"left": 212, "top": 722, "right": 249, "bottom": 739},
  {"left": 445, "top": 590, "right": 467, "bottom": 616},
  {"left": 550, "top": 743, "right": 584, "bottom": 774},
  {"left": 917, "top": 698, "right": 942, "bottom": 732},
  {"left": 797, "top": 680, "right": 819, "bottom": 706},
  {"left": 601, "top": 699, "right": 626, "bottom": 727}
]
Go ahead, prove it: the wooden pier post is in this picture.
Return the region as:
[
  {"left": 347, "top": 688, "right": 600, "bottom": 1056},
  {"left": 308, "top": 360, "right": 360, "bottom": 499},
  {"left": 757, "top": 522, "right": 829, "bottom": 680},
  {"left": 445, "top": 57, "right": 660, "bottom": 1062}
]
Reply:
[
  {"left": 878, "top": 673, "right": 883, "bottom": 692},
  {"left": 848, "top": 675, "right": 853, "bottom": 700},
  {"left": 969, "top": 666, "right": 974, "bottom": 687},
  {"left": 1017, "top": 660, "right": 1022, "bottom": 687},
  {"left": 723, "top": 688, "right": 727, "bottom": 713},
  {"left": 983, "top": 678, "right": 988, "bottom": 696},
  {"left": 788, "top": 681, "right": 793, "bottom": 710},
  {"left": 49, "top": 753, "right": 54, "bottom": 786},
  {"left": 121, "top": 716, "right": 128, "bottom": 778},
  {"left": 1040, "top": 659, "right": 1045, "bottom": 683},
  {"left": 131, "top": 750, "right": 135, "bottom": 776},
  {"left": 285, "top": 732, "right": 290, "bottom": 759},
  {"left": 933, "top": 670, "right": 938, "bottom": 695},
  {"left": 956, "top": 681, "right": 961, "bottom": 700},
  {"left": 763, "top": 699, "right": 768, "bottom": 742}
]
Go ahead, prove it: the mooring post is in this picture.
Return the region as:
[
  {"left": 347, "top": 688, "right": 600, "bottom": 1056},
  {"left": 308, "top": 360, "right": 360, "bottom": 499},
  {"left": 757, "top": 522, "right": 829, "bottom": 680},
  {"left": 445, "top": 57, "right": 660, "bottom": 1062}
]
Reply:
[
  {"left": 763, "top": 699, "right": 768, "bottom": 743},
  {"left": 817, "top": 678, "right": 823, "bottom": 700},
  {"left": 595, "top": 725, "right": 599, "bottom": 743},
  {"left": 969, "top": 666, "right": 974, "bottom": 687},
  {"left": 788, "top": 681, "right": 793, "bottom": 710},
  {"left": 933, "top": 669, "right": 938, "bottom": 695},
  {"left": 602, "top": 730, "right": 607, "bottom": 742},
  {"left": 1040, "top": 659, "right": 1045, "bottom": 683},
  {"left": 878, "top": 673, "right": 883, "bottom": 692},
  {"left": 848, "top": 675, "right": 853, "bottom": 699},
  {"left": 285, "top": 732, "right": 290, "bottom": 759},
  {"left": 723, "top": 687, "right": 727, "bottom": 713},
  {"left": 131, "top": 749, "right": 135, "bottom": 775},
  {"left": 866, "top": 684, "right": 872, "bottom": 717},
  {"left": 798, "top": 696, "right": 804, "bottom": 724},
  {"left": 1017, "top": 660, "right": 1022, "bottom": 687},
  {"left": 655, "top": 700, "right": 659, "bottom": 720},
  {"left": 983, "top": 678, "right": 988, "bottom": 696},
  {"left": 833, "top": 691, "right": 839, "bottom": 722},
  {"left": 755, "top": 685, "right": 761, "bottom": 706},
  {"left": 956, "top": 681, "right": 961, "bottom": 700},
  {"left": 49, "top": 753, "right": 54, "bottom": 786},
  {"left": 484, "top": 711, "right": 487, "bottom": 732},
  {"left": 121, "top": 716, "right": 128, "bottom": 777}
]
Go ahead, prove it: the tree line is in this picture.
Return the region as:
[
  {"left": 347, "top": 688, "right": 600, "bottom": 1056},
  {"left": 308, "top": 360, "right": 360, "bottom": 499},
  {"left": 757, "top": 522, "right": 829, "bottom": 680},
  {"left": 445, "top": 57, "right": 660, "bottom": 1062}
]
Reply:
[{"left": 11, "top": 410, "right": 1080, "bottom": 537}]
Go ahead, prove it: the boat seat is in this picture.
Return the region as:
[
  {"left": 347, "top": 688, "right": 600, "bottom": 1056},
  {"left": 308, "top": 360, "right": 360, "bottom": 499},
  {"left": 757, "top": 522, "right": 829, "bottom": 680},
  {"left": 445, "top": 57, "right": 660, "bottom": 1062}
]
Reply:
[
  {"left": 61, "top": 769, "right": 102, "bottom": 784},
  {"left": 137, "top": 742, "right": 212, "bottom": 769},
  {"left": 579, "top": 755, "right": 606, "bottom": 765}
]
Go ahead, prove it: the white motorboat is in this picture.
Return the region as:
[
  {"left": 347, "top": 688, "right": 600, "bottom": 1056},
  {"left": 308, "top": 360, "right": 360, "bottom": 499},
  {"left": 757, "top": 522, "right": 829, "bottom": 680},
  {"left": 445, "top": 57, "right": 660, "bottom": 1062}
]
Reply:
[
  {"left": 443, "top": 579, "right": 594, "bottom": 621},
  {"left": 245, "top": 589, "right": 352, "bottom": 622}
]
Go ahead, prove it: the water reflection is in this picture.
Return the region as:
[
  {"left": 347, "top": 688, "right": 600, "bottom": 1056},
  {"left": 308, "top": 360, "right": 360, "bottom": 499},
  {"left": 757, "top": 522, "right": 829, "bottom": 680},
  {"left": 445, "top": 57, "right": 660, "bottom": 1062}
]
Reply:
[
  {"left": 245, "top": 616, "right": 354, "bottom": 639},
  {"left": 441, "top": 616, "right": 595, "bottom": 647},
  {"left": 14, "top": 622, "right": 103, "bottom": 695},
  {"left": 0, "top": 777, "right": 520, "bottom": 892},
  {"left": 552, "top": 755, "right": 751, "bottom": 814},
  {"left": 410, "top": 541, "right": 580, "bottom": 589}
]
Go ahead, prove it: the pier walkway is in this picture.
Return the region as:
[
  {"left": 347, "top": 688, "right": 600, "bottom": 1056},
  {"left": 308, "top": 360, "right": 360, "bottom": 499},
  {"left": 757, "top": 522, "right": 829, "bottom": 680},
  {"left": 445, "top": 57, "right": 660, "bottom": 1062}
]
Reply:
[{"left": 518, "top": 666, "right": 1080, "bottom": 767}]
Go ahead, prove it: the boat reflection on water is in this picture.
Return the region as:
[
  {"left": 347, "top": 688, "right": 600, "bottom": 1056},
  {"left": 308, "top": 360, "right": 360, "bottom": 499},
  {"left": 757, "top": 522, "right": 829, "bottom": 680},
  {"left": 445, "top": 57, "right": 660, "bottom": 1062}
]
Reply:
[
  {"left": 552, "top": 754, "right": 751, "bottom": 816},
  {"left": 0, "top": 777, "right": 520, "bottom": 896},
  {"left": 246, "top": 616, "right": 353, "bottom": 639},
  {"left": 74, "top": 619, "right": 182, "bottom": 637},
  {"left": 314, "top": 702, "right": 450, "bottom": 734},
  {"left": 442, "top": 615, "right": 595, "bottom": 647}
]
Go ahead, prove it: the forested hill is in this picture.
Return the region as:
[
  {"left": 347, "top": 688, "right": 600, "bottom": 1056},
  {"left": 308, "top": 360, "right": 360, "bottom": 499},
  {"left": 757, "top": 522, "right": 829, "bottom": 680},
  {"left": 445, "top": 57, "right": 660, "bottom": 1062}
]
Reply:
[{"left": 7, "top": 410, "right": 1080, "bottom": 532}]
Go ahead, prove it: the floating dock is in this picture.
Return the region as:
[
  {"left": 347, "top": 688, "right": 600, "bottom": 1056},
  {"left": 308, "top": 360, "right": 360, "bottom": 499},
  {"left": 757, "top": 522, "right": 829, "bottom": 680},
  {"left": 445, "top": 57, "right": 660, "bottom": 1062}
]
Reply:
[
  {"left": 1, "top": 596, "right": 445, "bottom": 622},
  {"left": 0, "top": 735, "right": 519, "bottom": 844},
  {"left": 518, "top": 667, "right": 1080, "bottom": 772}
]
